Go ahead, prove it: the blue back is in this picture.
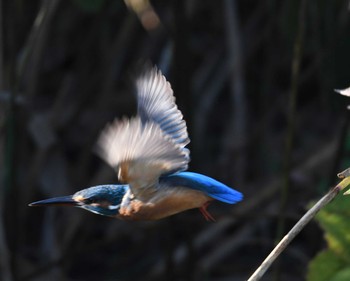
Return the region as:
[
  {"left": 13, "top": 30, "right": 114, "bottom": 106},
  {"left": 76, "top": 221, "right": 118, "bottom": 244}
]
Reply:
[{"left": 161, "top": 172, "right": 243, "bottom": 204}]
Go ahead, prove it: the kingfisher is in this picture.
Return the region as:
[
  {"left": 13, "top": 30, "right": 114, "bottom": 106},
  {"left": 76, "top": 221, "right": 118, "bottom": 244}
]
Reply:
[{"left": 29, "top": 66, "right": 243, "bottom": 221}]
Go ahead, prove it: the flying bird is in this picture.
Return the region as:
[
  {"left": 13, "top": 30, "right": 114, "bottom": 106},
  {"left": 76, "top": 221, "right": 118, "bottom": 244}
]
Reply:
[{"left": 29, "top": 66, "right": 243, "bottom": 221}]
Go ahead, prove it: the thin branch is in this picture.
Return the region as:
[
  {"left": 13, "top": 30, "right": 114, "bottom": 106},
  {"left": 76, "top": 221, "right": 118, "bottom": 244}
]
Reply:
[{"left": 247, "top": 176, "right": 350, "bottom": 281}]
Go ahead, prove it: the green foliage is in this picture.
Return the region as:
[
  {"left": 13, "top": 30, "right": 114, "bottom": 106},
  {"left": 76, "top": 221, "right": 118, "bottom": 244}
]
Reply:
[
  {"left": 307, "top": 194, "right": 350, "bottom": 281},
  {"left": 308, "top": 251, "right": 346, "bottom": 281},
  {"left": 330, "top": 268, "right": 350, "bottom": 281}
]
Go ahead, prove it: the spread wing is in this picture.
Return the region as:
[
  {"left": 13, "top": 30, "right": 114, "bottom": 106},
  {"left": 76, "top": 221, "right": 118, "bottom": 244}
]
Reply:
[
  {"left": 96, "top": 117, "right": 189, "bottom": 199},
  {"left": 136, "top": 67, "right": 190, "bottom": 152}
]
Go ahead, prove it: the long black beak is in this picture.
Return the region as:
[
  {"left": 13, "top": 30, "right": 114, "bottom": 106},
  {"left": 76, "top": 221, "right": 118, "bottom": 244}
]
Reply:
[{"left": 29, "top": 195, "right": 79, "bottom": 207}]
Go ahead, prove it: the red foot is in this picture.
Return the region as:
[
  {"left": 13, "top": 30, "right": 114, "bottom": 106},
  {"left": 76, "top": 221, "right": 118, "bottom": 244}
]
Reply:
[{"left": 199, "top": 202, "right": 216, "bottom": 222}]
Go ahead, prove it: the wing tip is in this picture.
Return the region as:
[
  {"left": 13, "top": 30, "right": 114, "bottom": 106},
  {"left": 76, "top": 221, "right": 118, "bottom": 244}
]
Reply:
[
  {"left": 133, "top": 61, "right": 163, "bottom": 83},
  {"left": 222, "top": 190, "right": 244, "bottom": 204}
]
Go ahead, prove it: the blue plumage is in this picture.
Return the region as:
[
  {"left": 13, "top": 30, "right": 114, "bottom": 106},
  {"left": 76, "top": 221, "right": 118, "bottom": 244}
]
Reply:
[
  {"left": 29, "top": 66, "right": 244, "bottom": 221},
  {"left": 162, "top": 172, "right": 243, "bottom": 204},
  {"left": 74, "top": 184, "right": 127, "bottom": 204}
]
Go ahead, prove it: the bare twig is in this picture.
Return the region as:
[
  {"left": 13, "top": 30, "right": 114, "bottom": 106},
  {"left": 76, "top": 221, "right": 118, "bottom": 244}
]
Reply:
[
  {"left": 337, "top": 167, "right": 350, "bottom": 179},
  {"left": 247, "top": 176, "right": 350, "bottom": 281}
]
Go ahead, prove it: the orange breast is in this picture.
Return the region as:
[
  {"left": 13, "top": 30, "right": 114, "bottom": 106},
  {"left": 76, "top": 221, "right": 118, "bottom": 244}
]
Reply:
[{"left": 116, "top": 187, "right": 212, "bottom": 221}]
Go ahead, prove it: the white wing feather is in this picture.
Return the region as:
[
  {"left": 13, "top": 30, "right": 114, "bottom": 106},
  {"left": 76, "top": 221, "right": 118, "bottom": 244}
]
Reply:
[
  {"left": 97, "top": 118, "right": 189, "bottom": 198},
  {"left": 136, "top": 67, "right": 190, "bottom": 150}
]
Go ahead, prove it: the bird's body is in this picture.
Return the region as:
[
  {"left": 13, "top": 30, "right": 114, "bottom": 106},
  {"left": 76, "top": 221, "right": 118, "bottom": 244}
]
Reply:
[
  {"left": 30, "top": 65, "right": 243, "bottom": 221},
  {"left": 117, "top": 179, "right": 211, "bottom": 221}
]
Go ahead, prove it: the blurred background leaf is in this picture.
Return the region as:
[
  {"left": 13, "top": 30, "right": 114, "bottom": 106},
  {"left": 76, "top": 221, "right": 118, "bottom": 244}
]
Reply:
[
  {"left": 307, "top": 193, "right": 350, "bottom": 281},
  {"left": 307, "top": 250, "right": 346, "bottom": 281}
]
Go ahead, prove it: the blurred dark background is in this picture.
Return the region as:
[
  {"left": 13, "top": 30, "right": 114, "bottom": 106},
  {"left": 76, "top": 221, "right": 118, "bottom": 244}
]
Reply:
[{"left": 1, "top": 0, "right": 350, "bottom": 280}]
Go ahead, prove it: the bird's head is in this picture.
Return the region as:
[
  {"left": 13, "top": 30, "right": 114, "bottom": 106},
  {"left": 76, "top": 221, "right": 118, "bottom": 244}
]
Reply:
[{"left": 29, "top": 185, "right": 128, "bottom": 217}]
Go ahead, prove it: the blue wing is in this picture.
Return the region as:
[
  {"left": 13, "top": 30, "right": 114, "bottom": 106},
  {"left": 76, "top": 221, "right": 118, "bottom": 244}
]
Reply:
[{"left": 162, "top": 172, "right": 243, "bottom": 204}]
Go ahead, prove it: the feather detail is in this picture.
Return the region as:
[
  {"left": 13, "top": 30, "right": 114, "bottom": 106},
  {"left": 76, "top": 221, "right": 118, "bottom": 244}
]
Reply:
[
  {"left": 136, "top": 66, "right": 190, "bottom": 150},
  {"left": 96, "top": 117, "right": 189, "bottom": 199},
  {"left": 162, "top": 172, "right": 243, "bottom": 204}
]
